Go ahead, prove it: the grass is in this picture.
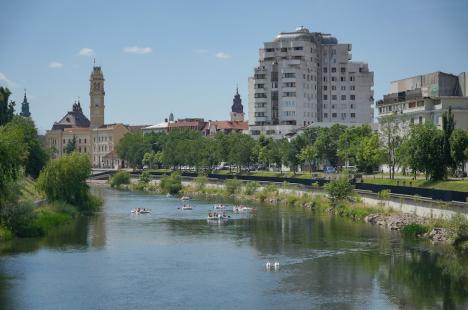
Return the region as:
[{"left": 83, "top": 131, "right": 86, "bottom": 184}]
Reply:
[
  {"left": 18, "top": 177, "right": 42, "bottom": 202},
  {"left": 363, "top": 178, "right": 468, "bottom": 192}
]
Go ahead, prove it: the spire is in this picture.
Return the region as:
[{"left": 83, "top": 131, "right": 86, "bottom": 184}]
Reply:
[
  {"left": 236, "top": 83, "right": 239, "bottom": 95},
  {"left": 93, "top": 58, "right": 96, "bottom": 67},
  {"left": 20, "top": 89, "right": 31, "bottom": 117}
]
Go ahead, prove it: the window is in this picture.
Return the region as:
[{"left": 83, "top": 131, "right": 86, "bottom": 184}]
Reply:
[
  {"left": 331, "top": 85, "right": 336, "bottom": 91},
  {"left": 84, "top": 138, "right": 87, "bottom": 143},
  {"left": 323, "top": 86, "right": 328, "bottom": 91},
  {"left": 324, "top": 113, "right": 328, "bottom": 118},
  {"left": 350, "top": 104, "right": 354, "bottom": 109},
  {"left": 254, "top": 112, "right": 265, "bottom": 117},
  {"left": 331, "top": 67, "right": 336, "bottom": 73},
  {"left": 283, "top": 82, "right": 296, "bottom": 87},
  {"left": 293, "top": 46, "right": 303, "bottom": 51},
  {"left": 265, "top": 48, "right": 274, "bottom": 52},
  {"left": 254, "top": 93, "right": 267, "bottom": 98},
  {"left": 255, "top": 84, "right": 265, "bottom": 89},
  {"left": 78, "top": 138, "right": 81, "bottom": 143},
  {"left": 282, "top": 92, "right": 296, "bottom": 97},
  {"left": 341, "top": 95, "right": 346, "bottom": 100},
  {"left": 332, "top": 104, "right": 336, "bottom": 109},
  {"left": 323, "top": 67, "right": 328, "bottom": 73},
  {"left": 340, "top": 76, "right": 345, "bottom": 82},
  {"left": 332, "top": 113, "right": 337, "bottom": 118},
  {"left": 323, "top": 76, "right": 327, "bottom": 82},
  {"left": 340, "top": 67, "right": 346, "bottom": 73},
  {"left": 332, "top": 95, "right": 337, "bottom": 100},
  {"left": 331, "top": 76, "right": 336, "bottom": 82},
  {"left": 419, "top": 116, "right": 423, "bottom": 124},
  {"left": 350, "top": 76, "right": 355, "bottom": 81},
  {"left": 350, "top": 85, "right": 355, "bottom": 91},
  {"left": 341, "top": 86, "right": 346, "bottom": 91},
  {"left": 283, "top": 73, "right": 296, "bottom": 78},
  {"left": 255, "top": 74, "right": 266, "bottom": 79},
  {"left": 280, "top": 47, "right": 287, "bottom": 52},
  {"left": 323, "top": 95, "right": 328, "bottom": 100},
  {"left": 350, "top": 95, "right": 355, "bottom": 100},
  {"left": 351, "top": 113, "right": 355, "bottom": 118}
]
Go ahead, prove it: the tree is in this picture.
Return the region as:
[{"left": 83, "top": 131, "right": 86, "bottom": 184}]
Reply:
[
  {"left": 450, "top": 129, "right": 468, "bottom": 176},
  {"left": 0, "top": 125, "right": 27, "bottom": 208},
  {"left": 142, "top": 151, "right": 163, "bottom": 169},
  {"left": 442, "top": 107, "right": 456, "bottom": 173},
  {"left": 379, "top": 114, "right": 409, "bottom": 179},
  {"left": 110, "top": 171, "right": 131, "bottom": 188},
  {"left": 36, "top": 152, "right": 92, "bottom": 207},
  {"left": 116, "top": 132, "right": 151, "bottom": 169},
  {"left": 355, "top": 134, "right": 385, "bottom": 173},
  {"left": 64, "top": 136, "right": 77, "bottom": 154},
  {"left": 337, "top": 125, "right": 372, "bottom": 167},
  {"left": 314, "top": 124, "right": 346, "bottom": 167},
  {"left": 405, "top": 124, "right": 445, "bottom": 180},
  {"left": 4, "top": 116, "right": 49, "bottom": 178},
  {"left": 160, "top": 172, "right": 182, "bottom": 194},
  {"left": 297, "top": 145, "right": 318, "bottom": 172},
  {"left": 0, "top": 87, "right": 15, "bottom": 126}
]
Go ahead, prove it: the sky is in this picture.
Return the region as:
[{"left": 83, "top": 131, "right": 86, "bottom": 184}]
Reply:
[{"left": 1, "top": 0, "right": 467, "bottom": 133}]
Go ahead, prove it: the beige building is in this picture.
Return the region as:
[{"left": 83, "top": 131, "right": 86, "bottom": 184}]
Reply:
[
  {"left": 45, "top": 65, "right": 131, "bottom": 169},
  {"left": 377, "top": 71, "right": 468, "bottom": 129}
]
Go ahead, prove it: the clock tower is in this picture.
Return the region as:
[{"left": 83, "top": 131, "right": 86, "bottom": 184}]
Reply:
[{"left": 89, "top": 63, "right": 105, "bottom": 128}]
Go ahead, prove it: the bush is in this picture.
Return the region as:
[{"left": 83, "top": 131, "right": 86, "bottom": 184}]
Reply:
[
  {"left": 160, "top": 172, "right": 182, "bottom": 195},
  {"left": 139, "top": 171, "right": 151, "bottom": 184},
  {"left": 110, "top": 171, "right": 131, "bottom": 188},
  {"left": 0, "top": 201, "right": 40, "bottom": 237},
  {"left": 287, "top": 194, "right": 299, "bottom": 206},
  {"left": 402, "top": 224, "right": 430, "bottom": 238},
  {"left": 0, "top": 225, "right": 13, "bottom": 241},
  {"left": 244, "top": 181, "right": 260, "bottom": 195},
  {"left": 324, "top": 174, "right": 354, "bottom": 206},
  {"left": 33, "top": 209, "right": 72, "bottom": 233},
  {"left": 194, "top": 175, "right": 208, "bottom": 191},
  {"left": 79, "top": 193, "right": 103, "bottom": 213},
  {"left": 224, "top": 178, "right": 242, "bottom": 195}
]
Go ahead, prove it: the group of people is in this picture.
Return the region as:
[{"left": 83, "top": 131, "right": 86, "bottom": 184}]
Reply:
[{"left": 208, "top": 212, "right": 226, "bottom": 218}]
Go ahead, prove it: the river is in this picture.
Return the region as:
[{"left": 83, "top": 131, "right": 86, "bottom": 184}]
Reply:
[{"left": 0, "top": 187, "right": 467, "bottom": 309}]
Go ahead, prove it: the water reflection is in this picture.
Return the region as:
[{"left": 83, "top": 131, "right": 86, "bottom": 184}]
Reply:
[{"left": 0, "top": 189, "right": 466, "bottom": 309}]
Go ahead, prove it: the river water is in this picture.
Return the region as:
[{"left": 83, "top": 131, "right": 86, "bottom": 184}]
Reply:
[{"left": 1, "top": 188, "right": 467, "bottom": 309}]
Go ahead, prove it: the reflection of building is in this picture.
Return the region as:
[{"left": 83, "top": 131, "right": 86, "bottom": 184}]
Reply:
[
  {"left": 45, "top": 64, "right": 145, "bottom": 168},
  {"left": 377, "top": 71, "right": 468, "bottom": 129},
  {"left": 248, "top": 26, "right": 374, "bottom": 138}
]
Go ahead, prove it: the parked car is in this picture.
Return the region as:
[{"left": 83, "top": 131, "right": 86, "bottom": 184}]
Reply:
[{"left": 324, "top": 166, "right": 336, "bottom": 174}]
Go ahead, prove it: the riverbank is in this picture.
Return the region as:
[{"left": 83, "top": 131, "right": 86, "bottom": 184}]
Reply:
[{"left": 92, "top": 176, "right": 468, "bottom": 253}]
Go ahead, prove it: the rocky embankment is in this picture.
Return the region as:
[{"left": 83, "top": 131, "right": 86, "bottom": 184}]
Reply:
[{"left": 364, "top": 213, "right": 449, "bottom": 242}]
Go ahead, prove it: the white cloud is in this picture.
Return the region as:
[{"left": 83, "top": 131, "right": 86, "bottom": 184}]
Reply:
[
  {"left": 215, "top": 52, "right": 230, "bottom": 59},
  {"left": 0, "top": 72, "right": 17, "bottom": 87},
  {"left": 79, "top": 48, "right": 95, "bottom": 56},
  {"left": 48, "top": 62, "right": 64, "bottom": 69},
  {"left": 123, "top": 46, "right": 153, "bottom": 54}
]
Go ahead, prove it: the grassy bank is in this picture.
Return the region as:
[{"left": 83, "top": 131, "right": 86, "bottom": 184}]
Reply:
[{"left": 363, "top": 177, "right": 468, "bottom": 192}]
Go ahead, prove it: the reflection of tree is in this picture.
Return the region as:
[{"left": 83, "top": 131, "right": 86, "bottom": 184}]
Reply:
[{"left": 88, "top": 213, "right": 106, "bottom": 248}]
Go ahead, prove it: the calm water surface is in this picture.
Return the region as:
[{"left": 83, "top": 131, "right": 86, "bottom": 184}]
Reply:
[{"left": 1, "top": 188, "right": 467, "bottom": 309}]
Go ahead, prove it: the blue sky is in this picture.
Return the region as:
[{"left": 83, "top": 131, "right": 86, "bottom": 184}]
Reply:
[{"left": 1, "top": 0, "right": 467, "bottom": 133}]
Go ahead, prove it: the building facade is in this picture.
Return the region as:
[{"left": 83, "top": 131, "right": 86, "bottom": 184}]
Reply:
[
  {"left": 248, "top": 26, "right": 374, "bottom": 138},
  {"left": 377, "top": 72, "right": 468, "bottom": 129},
  {"left": 45, "top": 65, "right": 132, "bottom": 169}
]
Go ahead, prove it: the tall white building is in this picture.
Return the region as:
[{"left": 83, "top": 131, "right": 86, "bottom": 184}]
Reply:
[{"left": 248, "top": 26, "right": 374, "bottom": 138}]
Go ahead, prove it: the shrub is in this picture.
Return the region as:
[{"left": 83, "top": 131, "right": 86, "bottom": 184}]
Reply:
[
  {"left": 110, "top": 171, "right": 131, "bottom": 188},
  {"left": 224, "top": 178, "right": 242, "bottom": 195},
  {"left": 33, "top": 209, "right": 72, "bottom": 233},
  {"left": 402, "top": 224, "right": 430, "bottom": 238},
  {"left": 324, "top": 174, "right": 354, "bottom": 206},
  {"left": 160, "top": 172, "right": 182, "bottom": 195},
  {"left": 0, "top": 225, "right": 13, "bottom": 241},
  {"left": 36, "top": 152, "right": 91, "bottom": 206},
  {"left": 244, "top": 181, "right": 260, "bottom": 195},
  {"left": 0, "top": 201, "right": 40, "bottom": 237},
  {"left": 194, "top": 175, "right": 208, "bottom": 191},
  {"left": 139, "top": 171, "right": 151, "bottom": 184},
  {"left": 287, "top": 194, "right": 299, "bottom": 206}
]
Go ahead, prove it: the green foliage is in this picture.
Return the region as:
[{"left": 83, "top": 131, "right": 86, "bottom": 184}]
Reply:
[
  {"left": 139, "top": 171, "right": 151, "bottom": 184},
  {"left": 224, "top": 178, "right": 242, "bottom": 194},
  {"left": 0, "top": 225, "right": 13, "bottom": 241},
  {"left": 450, "top": 129, "right": 468, "bottom": 175},
  {"left": 142, "top": 151, "right": 163, "bottom": 169},
  {"left": 314, "top": 124, "right": 346, "bottom": 167},
  {"left": 337, "top": 125, "right": 372, "bottom": 167},
  {"left": 442, "top": 107, "right": 455, "bottom": 171},
  {"left": 194, "top": 175, "right": 208, "bottom": 191},
  {"left": 0, "top": 87, "right": 15, "bottom": 126},
  {"left": 64, "top": 136, "right": 77, "bottom": 154},
  {"left": 36, "top": 152, "right": 94, "bottom": 210},
  {"left": 402, "top": 224, "right": 430, "bottom": 238},
  {"left": 297, "top": 145, "right": 318, "bottom": 172},
  {"left": 160, "top": 172, "right": 182, "bottom": 195},
  {"left": 5, "top": 116, "right": 49, "bottom": 178},
  {"left": 116, "top": 132, "right": 153, "bottom": 169},
  {"left": 379, "top": 114, "right": 410, "bottom": 179},
  {"left": 355, "top": 134, "right": 385, "bottom": 173},
  {"left": 33, "top": 208, "right": 72, "bottom": 234},
  {"left": 378, "top": 189, "right": 391, "bottom": 200},
  {"left": 244, "top": 181, "right": 260, "bottom": 195},
  {"left": 324, "top": 174, "right": 354, "bottom": 206},
  {"left": 110, "top": 171, "right": 131, "bottom": 188},
  {"left": 0, "top": 200, "right": 39, "bottom": 237}
]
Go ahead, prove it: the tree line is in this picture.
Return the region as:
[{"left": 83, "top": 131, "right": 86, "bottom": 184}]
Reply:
[{"left": 117, "top": 108, "right": 467, "bottom": 181}]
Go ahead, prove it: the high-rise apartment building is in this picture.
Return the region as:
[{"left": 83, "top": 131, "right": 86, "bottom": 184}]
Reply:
[{"left": 248, "top": 26, "right": 374, "bottom": 138}]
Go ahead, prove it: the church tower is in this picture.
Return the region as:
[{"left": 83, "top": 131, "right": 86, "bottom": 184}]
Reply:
[
  {"left": 20, "top": 89, "right": 31, "bottom": 117},
  {"left": 89, "top": 62, "right": 105, "bottom": 128},
  {"left": 230, "top": 86, "right": 244, "bottom": 121}
]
